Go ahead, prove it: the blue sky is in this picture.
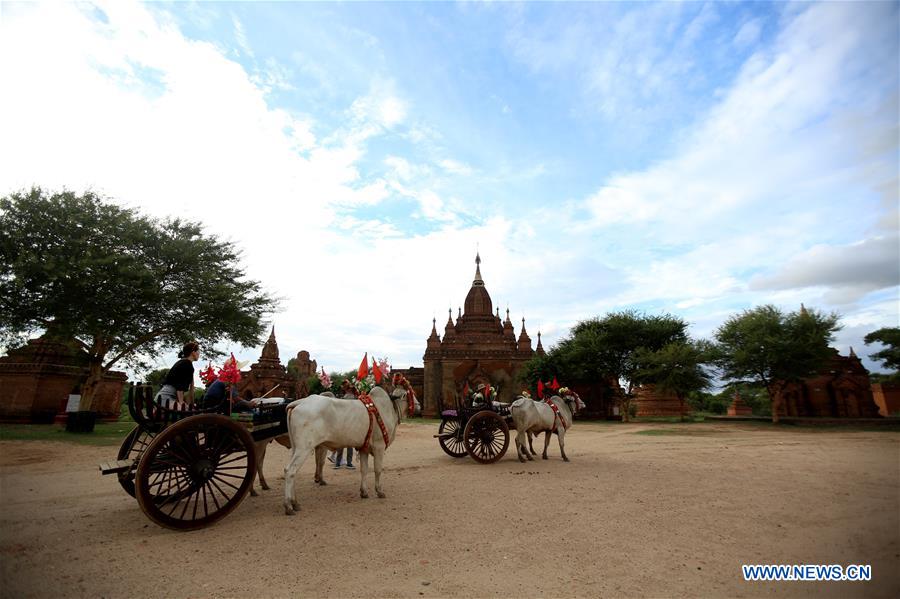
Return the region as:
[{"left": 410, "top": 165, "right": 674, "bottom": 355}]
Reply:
[{"left": 0, "top": 1, "right": 897, "bottom": 376}]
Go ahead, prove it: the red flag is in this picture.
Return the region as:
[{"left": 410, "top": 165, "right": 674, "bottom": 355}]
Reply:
[
  {"left": 462, "top": 382, "right": 469, "bottom": 397},
  {"left": 357, "top": 352, "right": 369, "bottom": 381},
  {"left": 537, "top": 380, "right": 544, "bottom": 399},
  {"left": 485, "top": 384, "right": 492, "bottom": 401},
  {"left": 550, "top": 376, "right": 560, "bottom": 391},
  {"left": 372, "top": 358, "right": 383, "bottom": 384}
]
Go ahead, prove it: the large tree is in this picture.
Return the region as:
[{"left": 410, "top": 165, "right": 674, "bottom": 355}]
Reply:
[
  {"left": 550, "top": 310, "right": 689, "bottom": 421},
  {"left": 0, "top": 188, "right": 278, "bottom": 411},
  {"left": 714, "top": 304, "right": 840, "bottom": 423},
  {"left": 635, "top": 339, "right": 715, "bottom": 421},
  {"left": 863, "top": 327, "right": 900, "bottom": 381}
]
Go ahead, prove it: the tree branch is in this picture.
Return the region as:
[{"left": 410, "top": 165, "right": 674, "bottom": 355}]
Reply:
[{"left": 103, "top": 329, "right": 166, "bottom": 370}]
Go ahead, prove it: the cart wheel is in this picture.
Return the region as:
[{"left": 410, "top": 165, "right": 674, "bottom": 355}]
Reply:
[
  {"left": 438, "top": 418, "right": 467, "bottom": 458},
  {"left": 135, "top": 414, "right": 256, "bottom": 531},
  {"left": 117, "top": 425, "right": 158, "bottom": 497},
  {"left": 463, "top": 411, "right": 509, "bottom": 464}
]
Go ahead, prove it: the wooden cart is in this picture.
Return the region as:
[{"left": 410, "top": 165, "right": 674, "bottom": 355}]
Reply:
[
  {"left": 100, "top": 384, "right": 287, "bottom": 531},
  {"left": 434, "top": 397, "right": 511, "bottom": 464}
]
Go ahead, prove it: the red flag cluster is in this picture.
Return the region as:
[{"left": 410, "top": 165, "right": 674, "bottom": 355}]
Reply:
[
  {"left": 537, "top": 376, "right": 561, "bottom": 399},
  {"left": 357, "top": 352, "right": 385, "bottom": 384},
  {"left": 199, "top": 362, "right": 217, "bottom": 386},
  {"left": 217, "top": 353, "right": 242, "bottom": 385}
]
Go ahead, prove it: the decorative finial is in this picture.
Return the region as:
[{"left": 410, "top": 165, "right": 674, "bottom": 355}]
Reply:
[
  {"left": 473, "top": 252, "right": 484, "bottom": 285},
  {"left": 458, "top": 307, "right": 462, "bottom": 318}
]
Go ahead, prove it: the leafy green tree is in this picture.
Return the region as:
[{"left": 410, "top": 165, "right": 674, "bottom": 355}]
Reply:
[
  {"left": 143, "top": 367, "right": 170, "bottom": 393},
  {"left": 715, "top": 304, "right": 840, "bottom": 423},
  {"left": 864, "top": 327, "right": 900, "bottom": 380},
  {"left": 635, "top": 340, "right": 714, "bottom": 420},
  {"left": 0, "top": 188, "right": 278, "bottom": 411},
  {"left": 551, "top": 310, "right": 688, "bottom": 421},
  {"left": 517, "top": 353, "right": 561, "bottom": 395}
]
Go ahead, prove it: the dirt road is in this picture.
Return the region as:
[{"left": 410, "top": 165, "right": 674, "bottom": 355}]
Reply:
[{"left": 1, "top": 421, "right": 898, "bottom": 598}]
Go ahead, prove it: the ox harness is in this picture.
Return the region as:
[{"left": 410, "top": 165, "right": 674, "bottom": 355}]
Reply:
[
  {"left": 545, "top": 398, "right": 569, "bottom": 432},
  {"left": 356, "top": 393, "right": 392, "bottom": 453}
]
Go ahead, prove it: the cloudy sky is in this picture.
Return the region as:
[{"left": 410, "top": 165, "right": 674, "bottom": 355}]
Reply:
[{"left": 1, "top": 1, "right": 897, "bottom": 375}]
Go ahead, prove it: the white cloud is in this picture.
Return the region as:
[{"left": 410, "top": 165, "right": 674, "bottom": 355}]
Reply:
[
  {"left": 733, "top": 18, "right": 762, "bottom": 48},
  {"left": 438, "top": 159, "right": 473, "bottom": 176},
  {"left": 0, "top": 1, "right": 427, "bottom": 369},
  {"left": 231, "top": 13, "right": 253, "bottom": 59},
  {"left": 0, "top": 0, "right": 896, "bottom": 375},
  {"left": 750, "top": 235, "right": 900, "bottom": 303}
]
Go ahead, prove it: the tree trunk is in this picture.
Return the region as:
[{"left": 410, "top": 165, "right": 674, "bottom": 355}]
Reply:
[
  {"left": 767, "top": 383, "right": 783, "bottom": 424},
  {"left": 678, "top": 394, "right": 685, "bottom": 422},
  {"left": 77, "top": 359, "right": 105, "bottom": 411}
]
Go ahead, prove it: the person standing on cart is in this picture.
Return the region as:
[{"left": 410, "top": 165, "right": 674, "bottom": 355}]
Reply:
[{"left": 155, "top": 341, "right": 200, "bottom": 409}]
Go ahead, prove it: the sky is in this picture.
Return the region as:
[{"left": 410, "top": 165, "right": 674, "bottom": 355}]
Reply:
[{"left": 0, "top": 1, "right": 897, "bottom": 377}]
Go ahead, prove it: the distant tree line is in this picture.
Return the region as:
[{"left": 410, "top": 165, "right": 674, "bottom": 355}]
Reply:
[{"left": 520, "top": 307, "right": 899, "bottom": 423}]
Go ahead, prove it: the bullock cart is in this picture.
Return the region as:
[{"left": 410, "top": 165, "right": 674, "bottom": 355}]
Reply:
[
  {"left": 99, "top": 384, "right": 287, "bottom": 531},
  {"left": 435, "top": 399, "right": 512, "bottom": 464}
]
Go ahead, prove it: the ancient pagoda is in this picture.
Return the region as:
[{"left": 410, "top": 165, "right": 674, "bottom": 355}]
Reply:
[{"left": 421, "top": 254, "right": 535, "bottom": 416}]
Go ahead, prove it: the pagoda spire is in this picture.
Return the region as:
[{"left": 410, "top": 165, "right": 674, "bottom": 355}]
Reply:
[
  {"left": 473, "top": 252, "right": 484, "bottom": 286},
  {"left": 517, "top": 317, "right": 532, "bottom": 352},
  {"left": 536, "top": 331, "right": 545, "bottom": 356},
  {"left": 800, "top": 303, "right": 809, "bottom": 317},
  {"left": 427, "top": 317, "right": 441, "bottom": 349}
]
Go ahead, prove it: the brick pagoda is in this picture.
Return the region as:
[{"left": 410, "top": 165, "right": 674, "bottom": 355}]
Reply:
[
  {"left": 420, "top": 254, "right": 535, "bottom": 417},
  {"left": 0, "top": 335, "right": 126, "bottom": 422}
]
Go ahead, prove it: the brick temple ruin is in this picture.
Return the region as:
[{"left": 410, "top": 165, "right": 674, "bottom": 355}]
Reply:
[{"left": 0, "top": 336, "right": 126, "bottom": 423}]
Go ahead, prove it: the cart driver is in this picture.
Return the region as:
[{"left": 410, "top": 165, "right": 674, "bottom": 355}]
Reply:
[{"left": 472, "top": 383, "right": 488, "bottom": 408}]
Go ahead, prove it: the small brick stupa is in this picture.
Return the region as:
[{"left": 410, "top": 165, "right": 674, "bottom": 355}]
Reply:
[
  {"left": 236, "top": 327, "right": 292, "bottom": 399},
  {"left": 727, "top": 391, "right": 753, "bottom": 416}
]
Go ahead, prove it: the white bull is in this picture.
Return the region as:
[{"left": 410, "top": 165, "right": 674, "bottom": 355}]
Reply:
[
  {"left": 510, "top": 392, "right": 584, "bottom": 462},
  {"left": 282, "top": 382, "right": 419, "bottom": 515}
]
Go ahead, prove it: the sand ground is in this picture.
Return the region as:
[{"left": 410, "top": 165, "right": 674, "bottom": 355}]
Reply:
[{"left": 1, "top": 421, "right": 898, "bottom": 598}]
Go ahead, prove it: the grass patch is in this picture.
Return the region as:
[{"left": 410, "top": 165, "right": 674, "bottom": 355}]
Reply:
[
  {"left": 0, "top": 421, "right": 134, "bottom": 446},
  {"left": 633, "top": 415, "right": 706, "bottom": 423},
  {"left": 0, "top": 403, "right": 136, "bottom": 446}
]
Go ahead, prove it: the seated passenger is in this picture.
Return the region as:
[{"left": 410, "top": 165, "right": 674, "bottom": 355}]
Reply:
[
  {"left": 472, "top": 383, "right": 489, "bottom": 408},
  {"left": 201, "top": 356, "right": 251, "bottom": 410}
]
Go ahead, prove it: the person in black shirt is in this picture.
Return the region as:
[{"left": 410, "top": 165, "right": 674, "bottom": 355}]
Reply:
[{"left": 156, "top": 341, "right": 200, "bottom": 408}]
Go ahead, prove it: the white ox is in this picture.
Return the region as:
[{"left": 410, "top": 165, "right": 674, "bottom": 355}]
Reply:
[
  {"left": 252, "top": 390, "right": 353, "bottom": 496},
  {"left": 282, "top": 381, "right": 419, "bottom": 515},
  {"left": 510, "top": 392, "right": 584, "bottom": 462}
]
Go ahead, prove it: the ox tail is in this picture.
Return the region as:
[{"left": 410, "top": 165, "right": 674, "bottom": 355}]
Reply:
[{"left": 285, "top": 402, "right": 300, "bottom": 450}]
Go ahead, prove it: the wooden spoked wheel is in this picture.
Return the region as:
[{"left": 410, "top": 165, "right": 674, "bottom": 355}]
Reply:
[
  {"left": 438, "top": 418, "right": 467, "bottom": 458},
  {"left": 135, "top": 414, "right": 256, "bottom": 531},
  {"left": 116, "top": 426, "right": 158, "bottom": 497},
  {"left": 463, "top": 411, "right": 509, "bottom": 464}
]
